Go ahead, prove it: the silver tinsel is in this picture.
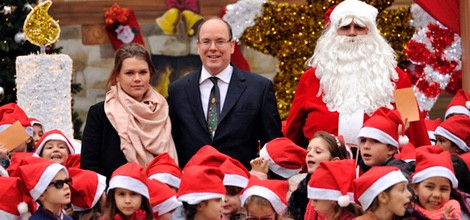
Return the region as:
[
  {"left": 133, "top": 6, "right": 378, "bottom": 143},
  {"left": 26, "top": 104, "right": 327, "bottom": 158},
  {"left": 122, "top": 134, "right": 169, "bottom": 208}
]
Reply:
[{"left": 223, "top": 0, "right": 266, "bottom": 42}]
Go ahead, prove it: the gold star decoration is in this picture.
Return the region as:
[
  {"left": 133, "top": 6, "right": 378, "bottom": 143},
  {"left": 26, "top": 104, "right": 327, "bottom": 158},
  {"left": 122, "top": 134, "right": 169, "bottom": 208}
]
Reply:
[
  {"left": 241, "top": 0, "right": 414, "bottom": 119},
  {"left": 23, "top": 0, "right": 60, "bottom": 47}
]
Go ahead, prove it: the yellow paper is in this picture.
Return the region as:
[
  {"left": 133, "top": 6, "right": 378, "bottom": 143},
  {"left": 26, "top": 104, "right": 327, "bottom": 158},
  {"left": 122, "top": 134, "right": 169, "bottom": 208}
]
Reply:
[
  {"left": 0, "top": 121, "right": 30, "bottom": 151},
  {"left": 394, "top": 87, "right": 420, "bottom": 122}
]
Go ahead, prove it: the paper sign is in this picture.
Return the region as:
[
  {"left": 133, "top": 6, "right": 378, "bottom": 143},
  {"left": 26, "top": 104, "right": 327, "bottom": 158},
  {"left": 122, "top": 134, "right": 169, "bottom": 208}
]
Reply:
[
  {"left": 0, "top": 121, "right": 30, "bottom": 151},
  {"left": 393, "top": 87, "right": 420, "bottom": 122}
]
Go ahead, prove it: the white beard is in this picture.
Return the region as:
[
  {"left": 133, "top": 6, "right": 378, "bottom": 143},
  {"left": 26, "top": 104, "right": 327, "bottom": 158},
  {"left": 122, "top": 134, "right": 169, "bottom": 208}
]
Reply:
[{"left": 308, "top": 29, "right": 398, "bottom": 115}]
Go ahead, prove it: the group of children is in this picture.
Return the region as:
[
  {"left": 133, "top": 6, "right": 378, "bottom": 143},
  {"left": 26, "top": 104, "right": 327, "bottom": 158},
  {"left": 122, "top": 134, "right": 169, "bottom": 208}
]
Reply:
[{"left": 1, "top": 88, "right": 470, "bottom": 220}]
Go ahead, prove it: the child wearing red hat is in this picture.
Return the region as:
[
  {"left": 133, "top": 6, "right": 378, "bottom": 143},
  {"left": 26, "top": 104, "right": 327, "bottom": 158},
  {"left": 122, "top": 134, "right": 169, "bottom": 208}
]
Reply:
[
  {"left": 147, "top": 179, "right": 181, "bottom": 220},
  {"left": 18, "top": 161, "right": 73, "bottom": 220},
  {"left": 286, "top": 131, "right": 352, "bottom": 220},
  {"left": 354, "top": 166, "right": 412, "bottom": 220},
  {"left": 102, "top": 162, "right": 154, "bottom": 220},
  {"left": 177, "top": 165, "right": 225, "bottom": 220},
  {"left": 434, "top": 115, "right": 470, "bottom": 154},
  {"left": 356, "top": 107, "right": 414, "bottom": 178},
  {"left": 0, "top": 103, "right": 35, "bottom": 153},
  {"left": 34, "top": 129, "right": 76, "bottom": 165},
  {"left": 240, "top": 177, "right": 289, "bottom": 219},
  {"left": 219, "top": 158, "right": 250, "bottom": 220},
  {"left": 29, "top": 117, "right": 45, "bottom": 145},
  {"left": 68, "top": 168, "right": 107, "bottom": 220},
  {"left": 307, "top": 159, "right": 362, "bottom": 219},
  {"left": 146, "top": 152, "right": 182, "bottom": 192},
  {"left": 411, "top": 150, "right": 461, "bottom": 219},
  {"left": 0, "top": 176, "right": 32, "bottom": 220},
  {"left": 444, "top": 89, "right": 470, "bottom": 119}
]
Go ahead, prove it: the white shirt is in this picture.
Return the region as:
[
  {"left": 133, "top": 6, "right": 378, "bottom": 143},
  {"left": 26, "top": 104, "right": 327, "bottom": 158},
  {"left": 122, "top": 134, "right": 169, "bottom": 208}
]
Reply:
[{"left": 199, "top": 65, "right": 233, "bottom": 120}]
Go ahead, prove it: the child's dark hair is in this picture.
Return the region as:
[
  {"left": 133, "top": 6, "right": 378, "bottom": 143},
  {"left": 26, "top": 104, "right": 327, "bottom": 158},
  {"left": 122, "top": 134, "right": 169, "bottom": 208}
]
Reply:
[
  {"left": 451, "top": 155, "right": 470, "bottom": 194},
  {"left": 182, "top": 201, "right": 198, "bottom": 220},
  {"left": 368, "top": 183, "right": 395, "bottom": 212},
  {"left": 311, "top": 131, "right": 351, "bottom": 159},
  {"left": 322, "top": 203, "right": 363, "bottom": 219},
  {"left": 225, "top": 185, "right": 243, "bottom": 196},
  {"left": 101, "top": 188, "right": 153, "bottom": 220}
]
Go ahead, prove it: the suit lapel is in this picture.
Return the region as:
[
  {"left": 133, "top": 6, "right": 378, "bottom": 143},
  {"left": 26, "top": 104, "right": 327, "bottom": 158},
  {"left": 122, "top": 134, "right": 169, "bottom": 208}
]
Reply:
[
  {"left": 184, "top": 72, "right": 209, "bottom": 132},
  {"left": 219, "top": 68, "right": 247, "bottom": 123}
]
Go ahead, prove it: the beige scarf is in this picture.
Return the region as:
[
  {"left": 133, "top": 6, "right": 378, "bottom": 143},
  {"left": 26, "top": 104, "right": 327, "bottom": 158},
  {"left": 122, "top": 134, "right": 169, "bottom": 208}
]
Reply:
[{"left": 104, "top": 83, "right": 178, "bottom": 167}]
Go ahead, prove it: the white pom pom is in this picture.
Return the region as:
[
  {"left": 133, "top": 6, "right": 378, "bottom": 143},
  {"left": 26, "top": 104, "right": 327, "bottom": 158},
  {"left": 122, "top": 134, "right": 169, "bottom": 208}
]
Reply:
[
  {"left": 399, "top": 135, "right": 409, "bottom": 146},
  {"left": 17, "top": 202, "right": 28, "bottom": 214},
  {"left": 338, "top": 195, "right": 350, "bottom": 207},
  {"left": 466, "top": 101, "right": 470, "bottom": 109}
]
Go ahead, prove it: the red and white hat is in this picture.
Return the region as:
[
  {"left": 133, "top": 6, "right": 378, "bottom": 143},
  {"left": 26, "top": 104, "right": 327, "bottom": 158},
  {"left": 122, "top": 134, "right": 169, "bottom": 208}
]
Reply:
[
  {"left": 34, "top": 129, "right": 75, "bottom": 156},
  {"left": 434, "top": 115, "right": 470, "bottom": 153},
  {"left": 6, "top": 152, "right": 45, "bottom": 177},
  {"left": 184, "top": 145, "right": 231, "bottom": 169},
  {"left": 148, "top": 179, "right": 182, "bottom": 216},
  {"left": 18, "top": 160, "right": 68, "bottom": 201},
  {"left": 445, "top": 89, "right": 470, "bottom": 119},
  {"left": 394, "top": 143, "right": 416, "bottom": 163},
  {"left": 412, "top": 150, "right": 458, "bottom": 188},
  {"left": 307, "top": 159, "right": 356, "bottom": 207},
  {"left": 424, "top": 118, "right": 441, "bottom": 144},
  {"left": 259, "top": 137, "right": 307, "bottom": 179},
  {"left": 329, "top": 0, "right": 378, "bottom": 28},
  {"left": 240, "top": 176, "right": 288, "bottom": 215},
  {"left": 358, "top": 107, "right": 409, "bottom": 149},
  {"left": 0, "top": 103, "right": 33, "bottom": 137},
  {"left": 219, "top": 158, "right": 251, "bottom": 188},
  {"left": 146, "top": 153, "right": 182, "bottom": 189},
  {"left": 177, "top": 165, "right": 225, "bottom": 205},
  {"left": 108, "top": 162, "right": 149, "bottom": 199},
  {"left": 29, "top": 117, "right": 45, "bottom": 131},
  {"left": 65, "top": 154, "right": 81, "bottom": 169},
  {"left": 353, "top": 166, "right": 408, "bottom": 211},
  {"left": 0, "top": 176, "right": 31, "bottom": 220},
  {"left": 68, "top": 168, "right": 107, "bottom": 211}
]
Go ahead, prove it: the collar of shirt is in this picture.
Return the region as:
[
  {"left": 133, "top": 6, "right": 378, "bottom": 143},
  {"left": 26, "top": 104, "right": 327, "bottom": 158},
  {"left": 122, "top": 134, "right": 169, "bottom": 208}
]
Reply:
[{"left": 199, "top": 65, "right": 233, "bottom": 84}]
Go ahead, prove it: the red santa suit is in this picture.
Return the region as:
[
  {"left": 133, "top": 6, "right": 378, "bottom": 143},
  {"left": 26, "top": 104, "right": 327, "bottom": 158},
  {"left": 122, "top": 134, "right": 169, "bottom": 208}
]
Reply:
[{"left": 284, "top": 67, "right": 430, "bottom": 148}]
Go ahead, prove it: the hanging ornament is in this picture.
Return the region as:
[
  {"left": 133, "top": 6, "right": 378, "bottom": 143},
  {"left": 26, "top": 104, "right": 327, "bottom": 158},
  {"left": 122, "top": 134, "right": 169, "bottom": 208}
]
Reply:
[
  {"left": 0, "top": 86, "right": 4, "bottom": 102},
  {"left": 23, "top": 0, "right": 61, "bottom": 49},
  {"left": 14, "top": 32, "right": 27, "bottom": 43},
  {"left": 2, "top": 5, "right": 12, "bottom": 15}
]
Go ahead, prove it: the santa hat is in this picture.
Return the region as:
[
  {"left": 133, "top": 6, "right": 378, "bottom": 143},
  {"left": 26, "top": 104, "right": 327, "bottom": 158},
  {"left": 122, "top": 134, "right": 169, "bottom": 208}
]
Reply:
[
  {"left": 394, "top": 143, "right": 416, "bottom": 163},
  {"left": 445, "top": 89, "right": 470, "bottom": 119},
  {"left": 353, "top": 166, "right": 408, "bottom": 211},
  {"left": 424, "top": 118, "right": 441, "bottom": 144},
  {"left": 34, "top": 129, "right": 75, "bottom": 156},
  {"left": 148, "top": 179, "right": 182, "bottom": 216},
  {"left": 259, "top": 137, "right": 307, "bottom": 179},
  {"left": 146, "top": 153, "right": 182, "bottom": 189},
  {"left": 412, "top": 150, "right": 458, "bottom": 188},
  {"left": 458, "top": 152, "right": 470, "bottom": 172},
  {"left": 240, "top": 176, "right": 288, "bottom": 215},
  {"left": 29, "top": 117, "right": 45, "bottom": 131},
  {"left": 65, "top": 154, "right": 81, "bottom": 169},
  {"left": 177, "top": 165, "right": 225, "bottom": 205},
  {"left": 219, "top": 158, "right": 251, "bottom": 188},
  {"left": 6, "top": 152, "right": 44, "bottom": 177},
  {"left": 307, "top": 159, "right": 355, "bottom": 207},
  {"left": 329, "top": 0, "right": 378, "bottom": 28},
  {"left": 0, "top": 103, "right": 33, "bottom": 137},
  {"left": 434, "top": 115, "right": 470, "bottom": 153},
  {"left": 68, "top": 168, "right": 107, "bottom": 211},
  {"left": 324, "top": 3, "right": 339, "bottom": 26},
  {"left": 0, "top": 177, "right": 32, "bottom": 220},
  {"left": 108, "top": 162, "right": 149, "bottom": 199},
  {"left": 357, "top": 107, "right": 409, "bottom": 149},
  {"left": 415, "top": 145, "right": 444, "bottom": 154},
  {"left": 18, "top": 161, "right": 68, "bottom": 201},
  {"left": 184, "top": 145, "right": 231, "bottom": 169}
]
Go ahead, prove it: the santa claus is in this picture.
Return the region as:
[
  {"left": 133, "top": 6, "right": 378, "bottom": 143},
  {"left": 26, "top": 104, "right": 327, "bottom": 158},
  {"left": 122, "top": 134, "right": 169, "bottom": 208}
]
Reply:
[{"left": 284, "top": 0, "right": 429, "bottom": 148}]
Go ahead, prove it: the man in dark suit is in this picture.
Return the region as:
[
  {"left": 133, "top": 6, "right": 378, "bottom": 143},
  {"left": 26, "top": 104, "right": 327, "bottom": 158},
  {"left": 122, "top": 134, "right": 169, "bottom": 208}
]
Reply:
[{"left": 168, "top": 18, "right": 283, "bottom": 169}]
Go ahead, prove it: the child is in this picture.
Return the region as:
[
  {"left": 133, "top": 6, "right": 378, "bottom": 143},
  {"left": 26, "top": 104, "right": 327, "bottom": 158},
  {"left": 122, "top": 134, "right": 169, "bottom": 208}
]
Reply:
[
  {"left": 354, "top": 166, "right": 412, "bottom": 220},
  {"left": 68, "top": 168, "right": 107, "bottom": 220},
  {"left": 287, "top": 131, "right": 351, "bottom": 220},
  {"left": 356, "top": 107, "right": 414, "bottom": 178},
  {"left": 434, "top": 115, "right": 470, "bottom": 154},
  {"left": 147, "top": 179, "right": 181, "bottom": 220},
  {"left": 102, "top": 162, "right": 154, "bottom": 220},
  {"left": 444, "top": 89, "right": 470, "bottom": 119},
  {"left": 19, "top": 160, "right": 73, "bottom": 220},
  {"left": 34, "top": 129, "right": 76, "bottom": 165},
  {"left": 0, "top": 176, "right": 31, "bottom": 220},
  {"left": 219, "top": 159, "right": 251, "bottom": 220},
  {"left": 252, "top": 137, "right": 307, "bottom": 180},
  {"left": 177, "top": 165, "right": 225, "bottom": 220},
  {"left": 29, "top": 117, "right": 45, "bottom": 144},
  {"left": 146, "top": 152, "right": 182, "bottom": 192},
  {"left": 240, "top": 176, "right": 288, "bottom": 220},
  {"left": 307, "top": 159, "right": 362, "bottom": 219},
  {"left": 412, "top": 150, "right": 461, "bottom": 219}
]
